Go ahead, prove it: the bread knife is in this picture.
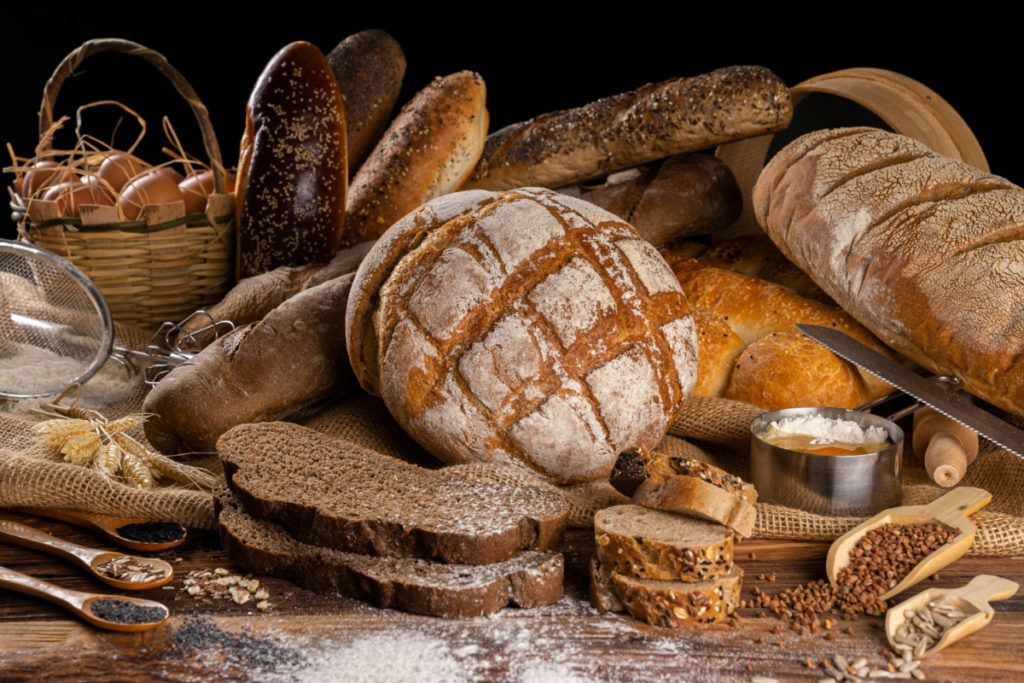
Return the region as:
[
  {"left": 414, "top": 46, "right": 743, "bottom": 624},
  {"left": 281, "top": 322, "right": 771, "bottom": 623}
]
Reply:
[{"left": 796, "top": 324, "right": 1024, "bottom": 459}]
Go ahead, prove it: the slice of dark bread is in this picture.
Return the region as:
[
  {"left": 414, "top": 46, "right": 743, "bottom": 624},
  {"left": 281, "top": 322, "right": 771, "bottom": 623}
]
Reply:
[
  {"left": 215, "top": 484, "right": 564, "bottom": 617},
  {"left": 589, "top": 555, "right": 742, "bottom": 627},
  {"left": 594, "top": 504, "right": 733, "bottom": 582},
  {"left": 218, "top": 422, "right": 569, "bottom": 565},
  {"left": 610, "top": 449, "right": 757, "bottom": 537}
]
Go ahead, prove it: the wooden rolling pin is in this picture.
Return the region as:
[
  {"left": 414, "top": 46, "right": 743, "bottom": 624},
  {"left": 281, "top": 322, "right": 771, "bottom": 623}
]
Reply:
[{"left": 913, "top": 407, "right": 979, "bottom": 487}]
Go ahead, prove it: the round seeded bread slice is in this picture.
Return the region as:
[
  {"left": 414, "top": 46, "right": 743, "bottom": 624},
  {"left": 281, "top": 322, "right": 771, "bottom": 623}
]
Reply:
[{"left": 594, "top": 504, "right": 734, "bottom": 582}]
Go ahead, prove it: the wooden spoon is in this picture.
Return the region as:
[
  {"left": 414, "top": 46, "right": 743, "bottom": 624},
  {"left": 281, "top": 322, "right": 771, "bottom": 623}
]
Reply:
[
  {"left": 885, "top": 574, "right": 1019, "bottom": 657},
  {"left": 11, "top": 506, "right": 187, "bottom": 551},
  {"left": 825, "top": 487, "right": 991, "bottom": 601},
  {"left": 0, "top": 564, "right": 169, "bottom": 632},
  {"left": 0, "top": 517, "right": 173, "bottom": 590}
]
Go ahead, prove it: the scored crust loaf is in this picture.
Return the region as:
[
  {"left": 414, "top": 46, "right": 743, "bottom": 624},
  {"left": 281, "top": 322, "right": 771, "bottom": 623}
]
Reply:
[
  {"left": 466, "top": 65, "right": 791, "bottom": 191},
  {"left": 589, "top": 555, "right": 742, "bottom": 627},
  {"left": 753, "top": 126, "right": 1024, "bottom": 419},
  {"left": 215, "top": 484, "right": 563, "bottom": 618},
  {"left": 593, "top": 504, "right": 734, "bottom": 581},
  {"left": 345, "top": 187, "right": 699, "bottom": 485},
  {"left": 610, "top": 450, "right": 757, "bottom": 537},
  {"left": 217, "top": 421, "right": 568, "bottom": 565}
]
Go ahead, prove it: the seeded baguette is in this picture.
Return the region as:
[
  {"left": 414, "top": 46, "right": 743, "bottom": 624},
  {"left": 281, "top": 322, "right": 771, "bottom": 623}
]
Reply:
[
  {"left": 594, "top": 504, "right": 734, "bottom": 581},
  {"left": 610, "top": 450, "right": 757, "bottom": 537},
  {"left": 466, "top": 65, "right": 791, "bottom": 191},
  {"left": 218, "top": 421, "right": 568, "bottom": 565},
  {"left": 589, "top": 555, "right": 742, "bottom": 627},
  {"left": 215, "top": 484, "right": 563, "bottom": 617}
]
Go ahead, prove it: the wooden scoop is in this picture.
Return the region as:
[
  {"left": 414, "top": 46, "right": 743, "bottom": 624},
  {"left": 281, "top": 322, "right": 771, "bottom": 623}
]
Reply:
[
  {"left": 826, "top": 487, "right": 991, "bottom": 601},
  {"left": 885, "top": 574, "right": 1019, "bottom": 657},
  {"left": 11, "top": 506, "right": 187, "bottom": 551},
  {"left": 0, "top": 564, "right": 169, "bottom": 632},
  {"left": 0, "top": 517, "right": 173, "bottom": 590},
  {"left": 913, "top": 407, "right": 979, "bottom": 488}
]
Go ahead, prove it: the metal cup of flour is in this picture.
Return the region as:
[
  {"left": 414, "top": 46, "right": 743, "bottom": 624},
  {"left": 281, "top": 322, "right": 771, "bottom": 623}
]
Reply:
[{"left": 750, "top": 407, "right": 903, "bottom": 517}]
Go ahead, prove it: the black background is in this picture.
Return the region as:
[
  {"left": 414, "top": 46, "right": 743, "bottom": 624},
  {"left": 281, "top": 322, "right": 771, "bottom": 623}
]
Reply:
[{"left": 3, "top": 6, "right": 1021, "bottom": 240}]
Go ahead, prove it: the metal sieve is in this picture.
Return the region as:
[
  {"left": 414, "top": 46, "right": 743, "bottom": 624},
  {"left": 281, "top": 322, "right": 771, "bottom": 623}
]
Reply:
[{"left": 0, "top": 239, "right": 231, "bottom": 399}]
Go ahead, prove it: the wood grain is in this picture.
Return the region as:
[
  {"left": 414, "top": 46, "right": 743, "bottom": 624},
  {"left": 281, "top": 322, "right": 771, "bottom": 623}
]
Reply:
[{"left": 1, "top": 511, "right": 1021, "bottom": 681}]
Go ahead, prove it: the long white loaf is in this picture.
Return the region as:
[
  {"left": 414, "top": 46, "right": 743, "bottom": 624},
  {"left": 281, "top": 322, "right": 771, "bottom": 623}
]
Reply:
[{"left": 753, "top": 127, "right": 1024, "bottom": 418}]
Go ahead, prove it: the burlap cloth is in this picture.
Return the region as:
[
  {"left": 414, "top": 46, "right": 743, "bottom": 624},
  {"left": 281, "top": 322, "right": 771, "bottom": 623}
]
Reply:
[{"left": 3, "top": 331, "right": 1023, "bottom": 555}]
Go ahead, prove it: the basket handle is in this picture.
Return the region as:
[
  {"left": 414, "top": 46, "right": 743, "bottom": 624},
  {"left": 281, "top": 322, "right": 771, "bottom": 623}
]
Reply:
[{"left": 39, "top": 38, "right": 228, "bottom": 193}]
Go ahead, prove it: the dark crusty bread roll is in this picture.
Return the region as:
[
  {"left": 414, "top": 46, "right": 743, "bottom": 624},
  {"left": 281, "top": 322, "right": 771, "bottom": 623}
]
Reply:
[
  {"left": 346, "top": 188, "right": 699, "bottom": 485},
  {"left": 218, "top": 421, "right": 568, "bottom": 565},
  {"left": 326, "top": 30, "right": 406, "bottom": 175},
  {"left": 236, "top": 41, "right": 348, "bottom": 279},
  {"left": 143, "top": 275, "right": 355, "bottom": 454},
  {"left": 344, "top": 71, "right": 488, "bottom": 246},
  {"left": 466, "top": 65, "right": 791, "bottom": 191},
  {"left": 753, "top": 127, "right": 1024, "bottom": 418},
  {"left": 660, "top": 251, "right": 892, "bottom": 410},
  {"left": 215, "top": 483, "right": 563, "bottom": 617},
  {"left": 573, "top": 154, "right": 742, "bottom": 246}
]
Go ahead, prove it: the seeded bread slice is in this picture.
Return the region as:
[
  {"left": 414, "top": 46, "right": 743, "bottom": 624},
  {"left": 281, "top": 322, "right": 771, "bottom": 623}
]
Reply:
[
  {"left": 610, "top": 449, "right": 757, "bottom": 537},
  {"left": 218, "top": 422, "right": 568, "bottom": 565},
  {"left": 215, "top": 484, "right": 563, "bottom": 617},
  {"left": 589, "top": 555, "right": 742, "bottom": 627},
  {"left": 594, "top": 504, "right": 734, "bottom": 581}
]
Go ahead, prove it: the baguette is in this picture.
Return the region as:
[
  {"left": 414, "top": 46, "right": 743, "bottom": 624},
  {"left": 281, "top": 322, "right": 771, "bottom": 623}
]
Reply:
[
  {"left": 753, "top": 127, "right": 1024, "bottom": 417},
  {"left": 143, "top": 275, "right": 355, "bottom": 454},
  {"left": 326, "top": 30, "right": 406, "bottom": 175},
  {"left": 344, "top": 71, "right": 488, "bottom": 245},
  {"left": 466, "top": 65, "right": 791, "bottom": 191}
]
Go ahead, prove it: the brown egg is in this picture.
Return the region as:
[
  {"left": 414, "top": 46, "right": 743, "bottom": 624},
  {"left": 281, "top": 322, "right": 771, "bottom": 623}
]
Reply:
[
  {"left": 22, "top": 160, "right": 64, "bottom": 198},
  {"left": 179, "top": 169, "right": 237, "bottom": 214},
  {"left": 97, "top": 153, "right": 151, "bottom": 193},
  {"left": 43, "top": 179, "right": 115, "bottom": 216},
  {"left": 118, "top": 168, "right": 186, "bottom": 220}
]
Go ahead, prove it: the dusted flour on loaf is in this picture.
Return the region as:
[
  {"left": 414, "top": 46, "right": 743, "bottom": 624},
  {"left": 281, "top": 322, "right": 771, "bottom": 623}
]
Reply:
[{"left": 346, "top": 188, "right": 698, "bottom": 484}]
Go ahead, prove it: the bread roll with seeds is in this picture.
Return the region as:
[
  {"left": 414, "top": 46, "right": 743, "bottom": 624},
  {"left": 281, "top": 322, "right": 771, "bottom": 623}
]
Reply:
[
  {"left": 346, "top": 188, "right": 698, "bottom": 485},
  {"left": 754, "top": 126, "right": 1024, "bottom": 418},
  {"left": 466, "top": 65, "right": 791, "bottom": 191},
  {"left": 344, "top": 71, "right": 488, "bottom": 246},
  {"left": 236, "top": 41, "right": 347, "bottom": 278}
]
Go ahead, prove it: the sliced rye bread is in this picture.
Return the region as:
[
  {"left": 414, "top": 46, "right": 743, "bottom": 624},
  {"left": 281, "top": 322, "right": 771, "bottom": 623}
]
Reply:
[
  {"left": 218, "top": 422, "right": 568, "bottom": 565},
  {"left": 594, "top": 504, "right": 733, "bottom": 582},
  {"left": 589, "top": 555, "right": 742, "bottom": 627},
  {"left": 610, "top": 449, "right": 757, "bottom": 537},
  {"left": 215, "top": 483, "right": 564, "bottom": 618}
]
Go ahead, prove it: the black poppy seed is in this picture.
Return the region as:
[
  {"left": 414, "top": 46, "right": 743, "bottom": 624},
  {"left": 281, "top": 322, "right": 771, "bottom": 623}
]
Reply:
[
  {"left": 90, "top": 598, "right": 166, "bottom": 624},
  {"left": 116, "top": 521, "right": 186, "bottom": 543},
  {"left": 165, "top": 616, "right": 307, "bottom": 671}
]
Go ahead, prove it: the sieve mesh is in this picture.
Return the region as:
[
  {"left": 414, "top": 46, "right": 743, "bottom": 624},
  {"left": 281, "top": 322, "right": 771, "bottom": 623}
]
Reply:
[{"left": 0, "top": 241, "right": 113, "bottom": 398}]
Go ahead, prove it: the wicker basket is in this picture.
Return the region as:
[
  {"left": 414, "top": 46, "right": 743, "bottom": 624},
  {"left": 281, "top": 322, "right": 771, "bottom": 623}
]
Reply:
[{"left": 10, "top": 39, "right": 233, "bottom": 330}]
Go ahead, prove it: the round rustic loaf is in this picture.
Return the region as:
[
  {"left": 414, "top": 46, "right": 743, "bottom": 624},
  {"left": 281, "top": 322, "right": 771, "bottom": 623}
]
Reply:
[{"left": 346, "top": 188, "right": 698, "bottom": 484}]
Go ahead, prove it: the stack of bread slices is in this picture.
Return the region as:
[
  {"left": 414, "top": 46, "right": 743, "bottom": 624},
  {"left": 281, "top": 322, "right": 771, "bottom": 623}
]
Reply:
[
  {"left": 589, "top": 449, "right": 756, "bottom": 627},
  {"left": 213, "top": 421, "right": 570, "bottom": 618}
]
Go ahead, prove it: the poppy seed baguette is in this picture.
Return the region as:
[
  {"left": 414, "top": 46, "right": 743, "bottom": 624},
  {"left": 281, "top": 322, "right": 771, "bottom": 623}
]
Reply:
[
  {"left": 217, "top": 422, "right": 568, "bottom": 565},
  {"left": 215, "top": 484, "right": 563, "bottom": 617}
]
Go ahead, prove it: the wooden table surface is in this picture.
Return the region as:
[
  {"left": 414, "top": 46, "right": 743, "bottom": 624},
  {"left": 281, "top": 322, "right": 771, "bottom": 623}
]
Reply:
[{"left": 0, "top": 511, "right": 1021, "bottom": 682}]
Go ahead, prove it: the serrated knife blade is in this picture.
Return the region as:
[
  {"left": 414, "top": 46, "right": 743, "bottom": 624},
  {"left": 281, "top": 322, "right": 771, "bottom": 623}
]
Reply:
[{"left": 796, "top": 324, "right": 1024, "bottom": 459}]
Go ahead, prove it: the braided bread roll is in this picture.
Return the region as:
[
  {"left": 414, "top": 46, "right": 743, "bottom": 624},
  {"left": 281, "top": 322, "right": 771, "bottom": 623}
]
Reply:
[
  {"left": 346, "top": 188, "right": 698, "bottom": 484},
  {"left": 753, "top": 127, "right": 1024, "bottom": 418}
]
